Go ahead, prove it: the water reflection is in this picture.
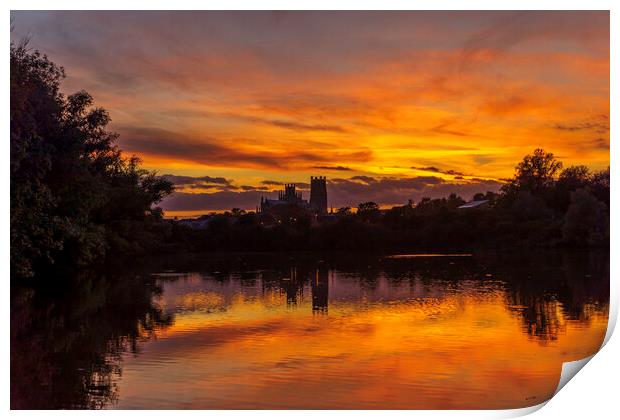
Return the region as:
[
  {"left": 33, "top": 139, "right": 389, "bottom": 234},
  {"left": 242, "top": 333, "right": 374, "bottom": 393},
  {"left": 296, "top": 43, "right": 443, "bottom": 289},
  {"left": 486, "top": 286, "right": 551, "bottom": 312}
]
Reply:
[
  {"left": 11, "top": 271, "right": 173, "bottom": 409},
  {"left": 11, "top": 252, "right": 609, "bottom": 409},
  {"left": 312, "top": 268, "right": 329, "bottom": 313}
]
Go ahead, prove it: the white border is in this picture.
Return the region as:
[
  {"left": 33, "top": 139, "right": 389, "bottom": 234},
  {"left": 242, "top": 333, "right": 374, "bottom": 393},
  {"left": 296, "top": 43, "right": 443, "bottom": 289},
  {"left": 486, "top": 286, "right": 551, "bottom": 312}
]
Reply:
[
  {"left": 4, "top": 1, "right": 619, "bottom": 10},
  {"left": 3, "top": 2, "right": 617, "bottom": 419}
]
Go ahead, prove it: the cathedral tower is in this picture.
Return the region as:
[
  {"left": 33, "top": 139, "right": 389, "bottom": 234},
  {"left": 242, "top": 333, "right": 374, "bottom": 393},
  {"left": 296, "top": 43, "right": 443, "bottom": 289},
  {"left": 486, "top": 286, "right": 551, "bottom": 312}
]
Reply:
[{"left": 309, "top": 176, "right": 328, "bottom": 215}]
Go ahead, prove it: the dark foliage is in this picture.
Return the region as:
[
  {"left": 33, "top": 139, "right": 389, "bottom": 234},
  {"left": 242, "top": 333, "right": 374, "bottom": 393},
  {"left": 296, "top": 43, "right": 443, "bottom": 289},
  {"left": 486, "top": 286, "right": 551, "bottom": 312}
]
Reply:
[
  {"left": 10, "top": 44, "right": 609, "bottom": 278},
  {"left": 166, "top": 149, "right": 608, "bottom": 253},
  {"left": 11, "top": 42, "right": 173, "bottom": 279}
]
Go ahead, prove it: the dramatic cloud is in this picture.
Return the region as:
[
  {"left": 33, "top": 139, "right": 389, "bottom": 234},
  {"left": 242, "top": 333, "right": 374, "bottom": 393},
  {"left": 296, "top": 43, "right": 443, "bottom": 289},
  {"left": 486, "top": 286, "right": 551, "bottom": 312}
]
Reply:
[
  {"left": 10, "top": 10, "right": 609, "bottom": 215},
  {"left": 117, "top": 126, "right": 373, "bottom": 170},
  {"left": 163, "top": 174, "right": 231, "bottom": 186},
  {"left": 265, "top": 120, "right": 348, "bottom": 133},
  {"left": 430, "top": 122, "right": 471, "bottom": 137},
  {"left": 311, "top": 165, "right": 352, "bottom": 171},
  {"left": 553, "top": 115, "right": 610, "bottom": 134},
  {"left": 411, "top": 166, "right": 466, "bottom": 177},
  {"left": 589, "top": 138, "right": 609, "bottom": 150},
  {"left": 350, "top": 175, "right": 376, "bottom": 183},
  {"left": 327, "top": 176, "right": 446, "bottom": 207},
  {"left": 159, "top": 174, "right": 503, "bottom": 213},
  {"left": 261, "top": 180, "right": 284, "bottom": 186}
]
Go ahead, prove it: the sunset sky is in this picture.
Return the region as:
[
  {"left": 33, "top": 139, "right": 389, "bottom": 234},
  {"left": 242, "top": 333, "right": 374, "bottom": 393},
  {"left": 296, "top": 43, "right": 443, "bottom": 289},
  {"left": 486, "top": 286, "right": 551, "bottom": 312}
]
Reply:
[{"left": 11, "top": 11, "right": 609, "bottom": 215}]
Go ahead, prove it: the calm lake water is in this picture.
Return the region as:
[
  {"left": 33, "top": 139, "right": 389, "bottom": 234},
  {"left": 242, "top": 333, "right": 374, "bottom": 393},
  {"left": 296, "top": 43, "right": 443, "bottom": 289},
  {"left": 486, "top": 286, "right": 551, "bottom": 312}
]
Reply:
[{"left": 11, "top": 251, "right": 609, "bottom": 409}]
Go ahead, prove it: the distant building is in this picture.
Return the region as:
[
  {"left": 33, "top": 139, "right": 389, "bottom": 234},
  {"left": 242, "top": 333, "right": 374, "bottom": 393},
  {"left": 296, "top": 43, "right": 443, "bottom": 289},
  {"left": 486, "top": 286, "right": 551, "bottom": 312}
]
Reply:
[
  {"left": 260, "top": 176, "right": 328, "bottom": 216},
  {"left": 309, "top": 176, "right": 328, "bottom": 216},
  {"left": 458, "top": 199, "right": 489, "bottom": 209}
]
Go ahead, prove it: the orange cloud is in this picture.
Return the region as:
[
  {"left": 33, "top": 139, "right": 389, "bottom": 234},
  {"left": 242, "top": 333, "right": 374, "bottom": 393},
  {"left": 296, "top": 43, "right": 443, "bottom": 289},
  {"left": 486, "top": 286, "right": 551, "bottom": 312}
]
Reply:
[{"left": 11, "top": 11, "right": 609, "bottom": 213}]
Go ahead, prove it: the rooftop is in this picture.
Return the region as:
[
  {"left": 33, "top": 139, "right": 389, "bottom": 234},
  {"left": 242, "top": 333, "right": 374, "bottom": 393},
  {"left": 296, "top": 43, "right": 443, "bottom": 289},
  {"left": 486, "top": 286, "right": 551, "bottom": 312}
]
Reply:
[{"left": 458, "top": 200, "right": 489, "bottom": 209}]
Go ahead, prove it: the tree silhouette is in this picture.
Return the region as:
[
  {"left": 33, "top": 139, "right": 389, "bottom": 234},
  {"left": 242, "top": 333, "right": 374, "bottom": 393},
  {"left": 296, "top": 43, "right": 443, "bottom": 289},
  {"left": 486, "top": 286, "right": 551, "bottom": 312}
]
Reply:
[
  {"left": 503, "top": 148, "right": 563, "bottom": 195},
  {"left": 357, "top": 201, "right": 380, "bottom": 222},
  {"left": 11, "top": 41, "right": 173, "bottom": 279}
]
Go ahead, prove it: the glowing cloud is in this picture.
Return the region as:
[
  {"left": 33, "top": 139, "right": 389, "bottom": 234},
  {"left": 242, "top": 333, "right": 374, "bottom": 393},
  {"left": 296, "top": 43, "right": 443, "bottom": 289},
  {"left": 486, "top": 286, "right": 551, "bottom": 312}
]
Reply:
[{"left": 11, "top": 11, "right": 609, "bottom": 213}]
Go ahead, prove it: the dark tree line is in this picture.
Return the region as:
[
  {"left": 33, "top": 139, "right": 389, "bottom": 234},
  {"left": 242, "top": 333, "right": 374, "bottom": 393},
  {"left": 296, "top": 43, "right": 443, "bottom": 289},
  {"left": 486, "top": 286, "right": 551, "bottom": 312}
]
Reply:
[
  {"left": 10, "top": 43, "right": 609, "bottom": 280},
  {"left": 167, "top": 149, "right": 609, "bottom": 253},
  {"left": 11, "top": 42, "right": 174, "bottom": 279}
]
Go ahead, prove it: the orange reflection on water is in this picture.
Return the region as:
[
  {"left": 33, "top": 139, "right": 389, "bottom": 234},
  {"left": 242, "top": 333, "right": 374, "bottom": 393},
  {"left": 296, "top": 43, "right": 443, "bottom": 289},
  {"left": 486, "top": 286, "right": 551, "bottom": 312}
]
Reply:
[{"left": 113, "top": 270, "right": 608, "bottom": 409}]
